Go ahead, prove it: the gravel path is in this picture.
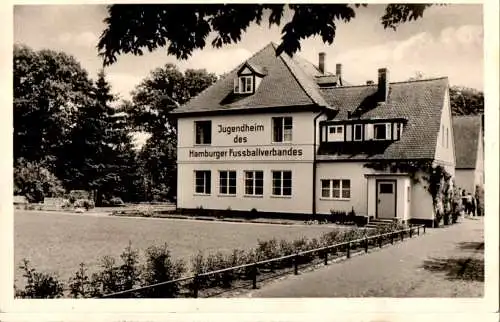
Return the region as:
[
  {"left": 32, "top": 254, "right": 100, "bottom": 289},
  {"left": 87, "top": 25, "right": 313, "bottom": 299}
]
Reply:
[{"left": 244, "top": 217, "right": 484, "bottom": 297}]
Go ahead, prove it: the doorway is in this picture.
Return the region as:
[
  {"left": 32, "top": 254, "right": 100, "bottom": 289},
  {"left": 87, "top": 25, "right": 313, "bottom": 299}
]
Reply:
[{"left": 376, "top": 180, "right": 396, "bottom": 218}]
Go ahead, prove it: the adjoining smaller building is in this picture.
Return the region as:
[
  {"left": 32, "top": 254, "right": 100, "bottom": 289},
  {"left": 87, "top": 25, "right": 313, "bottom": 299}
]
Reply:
[{"left": 452, "top": 115, "right": 484, "bottom": 195}]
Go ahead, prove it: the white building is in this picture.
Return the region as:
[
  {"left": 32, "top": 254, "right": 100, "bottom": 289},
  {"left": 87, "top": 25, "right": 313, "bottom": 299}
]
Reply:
[{"left": 171, "top": 43, "right": 455, "bottom": 226}]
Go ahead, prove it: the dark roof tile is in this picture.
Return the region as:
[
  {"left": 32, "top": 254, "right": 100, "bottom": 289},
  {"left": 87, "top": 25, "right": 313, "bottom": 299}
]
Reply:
[{"left": 452, "top": 115, "right": 482, "bottom": 168}]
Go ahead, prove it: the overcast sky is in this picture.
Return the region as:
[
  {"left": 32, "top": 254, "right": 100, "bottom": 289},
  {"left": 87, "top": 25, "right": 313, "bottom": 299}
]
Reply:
[{"left": 14, "top": 4, "right": 484, "bottom": 102}]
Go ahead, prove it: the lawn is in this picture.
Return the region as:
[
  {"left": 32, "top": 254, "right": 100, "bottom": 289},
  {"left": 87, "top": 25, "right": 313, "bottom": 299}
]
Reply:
[{"left": 14, "top": 210, "right": 340, "bottom": 286}]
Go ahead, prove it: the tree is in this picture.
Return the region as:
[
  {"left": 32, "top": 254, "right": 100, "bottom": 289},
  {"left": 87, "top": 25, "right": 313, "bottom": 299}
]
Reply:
[
  {"left": 98, "top": 4, "right": 432, "bottom": 65},
  {"left": 449, "top": 86, "right": 484, "bottom": 116},
  {"left": 63, "top": 70, "right": 138, "bottom": 204},
  {"left": 129, "top": 65, "right": 217, "bottom": 201},
  {"left": 14, "top": 44, "right": 94, "bottom": 170}
]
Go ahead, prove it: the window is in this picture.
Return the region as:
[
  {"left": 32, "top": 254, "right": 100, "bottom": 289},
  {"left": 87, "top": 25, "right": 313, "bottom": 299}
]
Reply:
[
  {"left": 272, "top": 117, "right": 293, "bottom": 142},
  {"left": 379, "top": 183, "right": 393, "bottom": 194},
  {"left": 219, "top": 171, "right": 236, "bottom": 195},
  {"left": 446, "top": 128, "right": 449, "bottom": 148},
  {"left": 395, "top": 123, "right": 403, "bottom": 140},
  {"left": 245, "top": 171, "right": 263, "bottom": 196},
  {"left": 374, "top": 123, "right": 391, "bottom": 140},
  {"left": 234, "top": 76, "right": 253, "bottom": 94},
  {"left": 194, "top": 171, "right": 211, "bottom": 194},
  {"left": 272, "top": 171, "right": 292, "bottom": 196},
  {"left": 354, "top": 124, "right": 363, "bottom": 141},
  {"left": 195, "top": 121, "right": 211, "bottom": 145},
  {"left": 329, "top": 126, "right": 343, "bottom": 134},
  {"left": 321, "top": 179, "right": 350, "bottom": 199}
]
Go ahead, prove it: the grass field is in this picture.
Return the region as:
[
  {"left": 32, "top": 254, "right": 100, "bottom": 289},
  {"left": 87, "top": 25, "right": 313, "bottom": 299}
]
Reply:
[{"left": 14, "top": 210, "right": 340, "bottom": 286}]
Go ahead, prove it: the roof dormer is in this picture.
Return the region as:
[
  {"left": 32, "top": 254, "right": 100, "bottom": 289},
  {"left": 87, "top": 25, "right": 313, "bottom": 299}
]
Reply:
[{"left": 234, "top": 61, "right": 266, "bottom": 94}]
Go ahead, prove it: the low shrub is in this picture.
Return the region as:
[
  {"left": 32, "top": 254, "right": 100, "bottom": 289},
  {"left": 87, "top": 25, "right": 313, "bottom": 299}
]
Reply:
[
  {"left": 68, "top": 263, "right": 91, "bottom": 298},
  {"left": 110, "top": 197, "right": 125, "bottom": 206},
  {"left": 16, "top": 259, "right": 64, "bottom": 298},
  {"left": 141, "top": 244, "right": 186, "bottom": 298}
]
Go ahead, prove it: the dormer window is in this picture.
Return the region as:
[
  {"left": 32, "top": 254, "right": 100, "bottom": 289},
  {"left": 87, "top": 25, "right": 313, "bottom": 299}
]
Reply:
[
  {"left": 234, "top": 62, "right": 266, "bottom": 95},
  {"left": 234, "top": 75, "right": 254, "bottom": 94},
  {"left": 373, "top": 123, "right": 391, "bottom": 140}
]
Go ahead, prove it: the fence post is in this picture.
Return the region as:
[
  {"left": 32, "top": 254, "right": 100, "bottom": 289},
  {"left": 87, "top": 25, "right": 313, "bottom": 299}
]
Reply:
[
  {"left": 423, "top": 225, "right": 426, "bottom": 234},
  {"left": 193, "top": 275, "right": 199, "bottom": 298},
  {"left": 409, "top": 227, "right": 413, "bottom": 238},
  {"left": 252, "top": 264, "right": 257, "bottom": 289},
  {"left": 378, "top": 236, "right": 382, "bottom": 248},
  {"left": 347, "top": 242, "right": 351, "bottom": 258},
  {"left": 417, "top": 226, "right": 420, "bottom": 236},
  {"left": 324, "top": 250, "right": 328, "bottom": 265},
  {"left": 401, "top": 231, "right": 404, "bottom": 241},
  {"left": 391, "top": 233, "right": 394, "bottom": 244},
  {"left": 364, "top": 237, "right": 369, "bottom": 253},
  {"left": 293, "top": 254, "right": 299, "bottom": 275}
]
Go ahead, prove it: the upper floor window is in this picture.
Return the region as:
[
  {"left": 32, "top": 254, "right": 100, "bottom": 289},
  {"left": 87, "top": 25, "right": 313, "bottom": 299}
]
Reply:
[
  {"left": 354, "top": 124, "right": 363, "bottom": 141},
  {"left": 234, "top": 75, "right": 254, "bottom": 94},
  {"left": 272, "top": 117, "right": 293, "bottom": 143},
  {"left": 327, "top": 125, "right": 344, "bottom": 142},
  {"left": 374, "top": 123, "right": 391, "bottom": 140},
  {"left": 195, "top": 120, "right": 211, "bottom": 145}
]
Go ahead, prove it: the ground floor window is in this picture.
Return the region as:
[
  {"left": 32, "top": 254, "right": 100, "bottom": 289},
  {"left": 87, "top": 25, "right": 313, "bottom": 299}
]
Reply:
[
  {"left": 194, "top": 170, "right": 211, "bottom": 194},
  {"left": 272, "top": 171, "right": 292, "bottom": 196},
  {"left": 219, "top": 171, "right": 237, "bottom": 195},
  {"left": 321, "top": 179, "right": 350, "bottom": 199},
  {"left": 244, "top": 171, "right": 263, "bottom": 196}
]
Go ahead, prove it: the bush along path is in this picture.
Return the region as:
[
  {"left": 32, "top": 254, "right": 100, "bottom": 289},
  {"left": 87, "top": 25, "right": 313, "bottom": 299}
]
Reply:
[{"left": 14, "top": 222, "right": 425, "bottom": 298}]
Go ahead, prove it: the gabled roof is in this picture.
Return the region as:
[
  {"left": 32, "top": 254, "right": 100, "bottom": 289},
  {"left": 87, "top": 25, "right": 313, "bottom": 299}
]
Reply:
[
  {"left": 317, "top": 77, "right": 449, "bottom": 161},
  {"left": 452, "top": 115, "right": 482, "bottom": 169},
  {"left": 171, "top": 42, "right": 332, "bottom": 115}
]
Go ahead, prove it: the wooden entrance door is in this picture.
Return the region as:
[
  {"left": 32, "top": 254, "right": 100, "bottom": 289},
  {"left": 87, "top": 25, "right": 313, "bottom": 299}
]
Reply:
[{"left": 377, "top": 180, "right": 396, "bottom": 218}]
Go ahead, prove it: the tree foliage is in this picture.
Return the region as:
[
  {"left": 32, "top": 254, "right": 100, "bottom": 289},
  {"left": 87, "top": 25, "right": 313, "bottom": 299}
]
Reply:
[
  {"left": 98, "top": 4, "right": 433, "bottom": 65},
  {"left": 449, "top": 85, "right": 484, "bottom": 116},
  {"left": 129, "top": 65, "right": 217, "bottom": 201},
  {"left": 14, "top": 158, "right": 65, "bottom": 203},
  {"left": 14, "top": 44, "right": 94, "bottom": 168}
]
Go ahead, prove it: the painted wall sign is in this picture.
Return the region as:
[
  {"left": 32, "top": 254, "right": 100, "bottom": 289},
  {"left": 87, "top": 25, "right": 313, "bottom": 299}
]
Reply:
[
  {"left": 217, "top": 122, "right": 265, "bottom": 144},
  {"left": 188, "top": 147, "right": 303, "bottom": 160}
]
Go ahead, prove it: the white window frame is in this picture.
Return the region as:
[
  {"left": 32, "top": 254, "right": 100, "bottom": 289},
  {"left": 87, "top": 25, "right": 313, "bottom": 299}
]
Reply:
[
  {"left": 235, "top": 75, "right": 253, "bottom": 94},
  {"left": 373, "top": 123, "right": 391, "bottom": 140},
  {"left": 271, "top": 170, "right": 292, "bottom": 197},
  {"left": 218, "top": 170, "right": 237, "bottom": 196},
  {"left": 353, "top": 124, "right": 363, "bottom": 141},
  {"left": 194, "top": 120, "right": 212, "bottom": 145},
  {"left": 244, "top": 171, "right": 264, "bottom": 197},
  {"left": 272, "top": 117, "right": 293, "bottom": 143},
  {"left": 320, "top": 179, "right": 351, "bottom": 200},
  {"left": 194, "top": 170, "right": 211, "bottom": 195}
]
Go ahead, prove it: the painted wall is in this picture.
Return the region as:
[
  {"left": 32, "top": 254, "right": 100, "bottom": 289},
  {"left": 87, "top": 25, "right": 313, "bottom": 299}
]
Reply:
[
  {"left": 177, "top": 162, "right": 313, "bottom": 213},
  {"left": 455, "top": 169, "right": 476, "bottom": 193},
  {"left": 366, "top": 176, "right": 410, "bottom": 220},
  {"left": 177, "top": 111, "right": 320, "bottom": 213},
  {"left": 410, "top": 173, "right": 435, "bottom": 220},
  {"left": 177, "top": 111, "right": 318, "bottom": 163},
  {"left": 434, "top": 88, "right": 456, "bottom": 175},
  {"left": 316, "top": 162, "right": 372, "bottom": 215}
]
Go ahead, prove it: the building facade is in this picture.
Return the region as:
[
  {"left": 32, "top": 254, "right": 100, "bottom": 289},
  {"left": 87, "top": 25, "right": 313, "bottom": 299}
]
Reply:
[{"left": 172, "top": 43, "right": 456, "bottom": 225}]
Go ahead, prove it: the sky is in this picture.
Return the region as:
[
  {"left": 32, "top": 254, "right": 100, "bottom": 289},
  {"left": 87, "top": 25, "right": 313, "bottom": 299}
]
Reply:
[{"left": 13, "top": 4, "right": 484, "bottom": 103}]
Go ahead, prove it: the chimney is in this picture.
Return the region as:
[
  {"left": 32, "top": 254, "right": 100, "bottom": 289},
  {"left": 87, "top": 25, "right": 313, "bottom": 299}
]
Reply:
[
  {"left": 336, "top": 63, "right": 342, "bottom": 85},
  {"left": 377, "top": 68, "right": 389, "bottom": 102},
  {"left": 318, "top": 52, "right": 326, "bottom": 74}
]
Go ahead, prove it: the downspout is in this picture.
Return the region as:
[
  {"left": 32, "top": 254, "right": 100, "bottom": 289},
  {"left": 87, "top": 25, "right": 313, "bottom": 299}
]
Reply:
[{"left": 312, "top": 110, "right": 325, "bottom": 219}]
